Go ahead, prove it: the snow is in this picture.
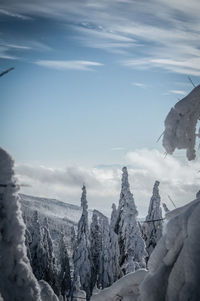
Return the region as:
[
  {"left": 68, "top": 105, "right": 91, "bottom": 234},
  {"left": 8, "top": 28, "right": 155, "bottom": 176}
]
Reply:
[
  {"left": 39, "top": 280, "right": 59, "bottom": 301},
  {"left": 115, "top": 167, "right": 147, "bottom": 274},
  {"left": 0, "top": 147, "right": 41, "bottom": 301},
  {"left": 91, "top": 269, "right": 147, "bottom": 301},
  {"left": 73, "top": 185, "right": 91, "bottom": 299},
  {"left": 92, "top": 198, "right": 200, "bottom": 301},
  {"left": 71, "top": 276, "right": 86, "bottom": 301},
  {"left": 141, "top": 197, "right": 200, "bottom": 300},
  {"left": 162, "top": 85, "right": 200, "bottom": 160}
]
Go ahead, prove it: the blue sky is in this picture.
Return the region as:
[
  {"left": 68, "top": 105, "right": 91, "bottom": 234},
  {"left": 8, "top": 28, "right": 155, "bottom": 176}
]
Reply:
[{"left": 1, "top": 0, "right": 200, "bottom": 214}]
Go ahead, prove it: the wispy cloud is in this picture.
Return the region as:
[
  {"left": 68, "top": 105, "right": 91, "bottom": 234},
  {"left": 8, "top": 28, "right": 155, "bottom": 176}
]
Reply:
[
  {"left": 35, "top": 60, "right": 103, "bottom": 71},
  {"left": 2, "top": 0, "right": 200, "bottom": 73},
  {"left": 132, "top": 82, "right": 147, "bottom": 88},
  {"left": 122, "top": 57, "right": 200, "bottom": 76},
  {"left": 170, "top": 90, "right": 186, "bottom": 95},
  {"left": 0, "top": 8, "right": 31, "bottom": 20}
]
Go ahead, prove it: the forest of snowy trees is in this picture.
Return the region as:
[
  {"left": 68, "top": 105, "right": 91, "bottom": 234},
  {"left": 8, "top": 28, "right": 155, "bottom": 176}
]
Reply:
[{"left": 0, "top": 145, "right": 165, "bottom": 301}]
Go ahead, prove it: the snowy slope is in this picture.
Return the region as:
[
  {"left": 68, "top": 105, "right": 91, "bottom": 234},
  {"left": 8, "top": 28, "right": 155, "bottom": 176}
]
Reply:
[
  {"left": 19, "top": 194, "right": 94, "bottom": 260},
  {"left": 20, "top": 193, "right": 92, "bottom": 226}
]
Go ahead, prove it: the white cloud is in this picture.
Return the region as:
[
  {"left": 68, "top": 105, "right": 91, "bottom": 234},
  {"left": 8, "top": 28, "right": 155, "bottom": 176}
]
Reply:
[
  {"left": 0, "top": 8, "right": 31, "bottom": 20},
  {"left": 35, "top": 60, "right": 103, "bottom": 71},
  {"left": 132, "top": 82, "right": 147, "bottom": 88},
  {"left": 122, "top": 57, "right": 200, "bottom": 76},
  {"left": 2, "top": 0, "right": 200, "bottom": 74},
  {"left": 170, "top": 90, "right": 186, "bottom": 95},
  {"left": 126, "top": 148, "right": 200, "bottom": 212},
  {"left": 15, "top": 148, "right": 200, "bottom": 217}
]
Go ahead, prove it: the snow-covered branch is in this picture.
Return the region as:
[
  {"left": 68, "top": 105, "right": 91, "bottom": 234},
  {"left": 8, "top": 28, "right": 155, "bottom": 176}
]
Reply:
[{"left": 162, "top": 85, "right": 200, "bottom": 160}]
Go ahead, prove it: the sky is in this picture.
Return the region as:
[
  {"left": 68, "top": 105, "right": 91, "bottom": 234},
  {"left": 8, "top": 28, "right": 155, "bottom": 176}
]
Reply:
[{"left": 1, "top": 0, "right": 200, "bottom": 216}]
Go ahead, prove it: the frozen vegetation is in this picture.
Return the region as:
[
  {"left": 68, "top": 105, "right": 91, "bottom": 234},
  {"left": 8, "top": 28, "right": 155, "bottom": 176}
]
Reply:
[
  {"left": 163, "top": 85, "right": 200, "bottom": 160},
  {"left": 143, "top": 181, "right": 163, "bottom": 258},
  {"left": 1, "top": 85, "right": 199, "bottom": 300},
  {"left": 0, "top": 147, "right": 41, "bottom": 301}
]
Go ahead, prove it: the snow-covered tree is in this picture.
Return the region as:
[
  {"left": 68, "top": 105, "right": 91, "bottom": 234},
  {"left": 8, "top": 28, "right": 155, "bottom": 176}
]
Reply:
[
  {"left": 30, "top": 211, "right": 46, "bottom": 281},
  {"left": 90, "top": 211, "right": 101, "bottom": 290},
  {"left": 99, "top": 217, "right": 113, "bottom": 289},
  {"left": 71, "top": 276, "right": 86, "bottom": 301},
  {"left": 73, "top": 185, "right": 91, "bottom": 300},
  {"left": 109, "top": 204, "right": 121, "bottom": 282},
  {"left": 115, "top": 167, "right": 147, "bottom": 274},
  {"left": 58, "top": 232, "right": 71, "bottom": 300},
  {"left": 70, "top": 226, "right": 76, "bottom": 259},
  {"left": 0, "top": 147, "right": 41, "bottom": 300},
  {"left": 144, "top": 181, "right": 163, "bottom": 258},
  {"left": 42, "top": 217, "right": 58, "bottom": 295},
  {"left": 25, "top": 224, "right": 32, "bottom": 262}
]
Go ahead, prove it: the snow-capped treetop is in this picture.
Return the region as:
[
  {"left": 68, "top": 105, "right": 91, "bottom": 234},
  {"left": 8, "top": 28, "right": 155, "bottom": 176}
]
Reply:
[
  {"left": 146, "top": 181, "right": 162, "bottom": 220},
  {"left": 0, "top": 147, "right": 15, "bottom": 184},
  {"left": 162, "top": 203, "right": 170, "bottom": 213},
  {"left": 162, "top": 85, "right": 200, "bottom": 160},
  {"left": 118, "top": 167, "right": 137, "bottom": 215},
  {"left": 77, "top": 185, "right": 89, "bottom": 240},
  {"left": 81, "top": 184, "right": 88, "bottom": 211}
]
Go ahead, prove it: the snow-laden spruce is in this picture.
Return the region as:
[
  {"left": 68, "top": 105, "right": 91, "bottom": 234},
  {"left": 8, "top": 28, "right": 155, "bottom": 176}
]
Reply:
[
  {"left": 71, "top": 276, "right": 86, "bottom": 301},
  {"left": 143, "top": 181, "right": 163, "bottom": 258},
  {"left": 70, "top": 226, "right": 76, "bottom": 259},
  {"left": 73, "top": 185, "right": 91, "bottom": 299},
  {"left": 115, "top": 167, "right": 147, "bottom": 274},
  {"left": 99, "top": 217, "right": 113, "bottom": 289},
  {"left": 90, "top": 211, "right": 102, "bottom": 289},
  {"left": 30, "top": 211, "right": 47, "bottom": 281},
  {"left": 58, "top": 231, "right": 71, "bottom": 300},
  {"left": 0, "top": 147, "right": 41, "bottom": 300},
  {"left": 109, "top": 203, "right": 121, "bottom": 282},
  {"left": 42, "top": 217, "right": 58, "bottom": 294},
  {"left": 162, "top": 85, "right": 200, "bottom": 160}
]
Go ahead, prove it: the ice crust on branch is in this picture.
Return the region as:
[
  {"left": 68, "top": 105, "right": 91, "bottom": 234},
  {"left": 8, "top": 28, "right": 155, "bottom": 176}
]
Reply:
[{"left": 162, "top": 85, "right": 200, "bottom": 160}]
